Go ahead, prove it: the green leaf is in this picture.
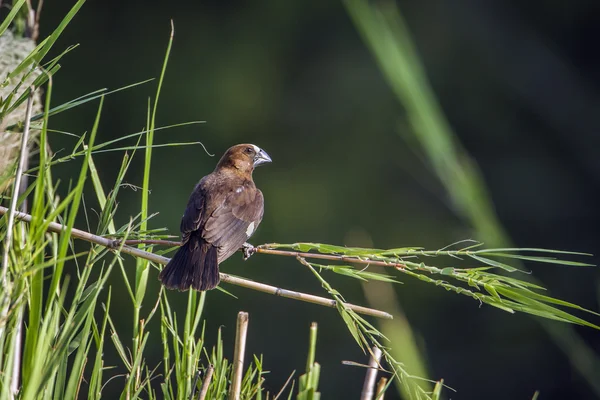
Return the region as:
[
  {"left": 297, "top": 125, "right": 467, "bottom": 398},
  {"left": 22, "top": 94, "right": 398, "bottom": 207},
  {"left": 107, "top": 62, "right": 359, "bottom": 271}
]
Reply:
[
  {"left": 473, "top": 247, "right": 592, "bottom": 256},
  {"left": 482, "top": 253, "right": 594, "bottom": 267},
  {"left": 484, "top": 283, "right": 501, "bottom": 301},
  {"left": 498, "top": 287, "right": 600, "bottom": 318},
  {"left": 0, "top": 0, "right": 26, "bottom": 37},
  {"left": 9, "top": 0, "right": 86, "bottom": 79},
  {"left": 380, "top": 247, "right": 425, "bottom": 255},
  {"left": 467, "top": 254, "right": 519, "bottom": 272},
  {"left": 355, "top": 270, "right": 402, "bottom": 283},
  {"left": 337, "top": 304, "right": 364, "bottom": 351},
  {"left": 497, "top": 289, "right": 600, "bottom": 329}
]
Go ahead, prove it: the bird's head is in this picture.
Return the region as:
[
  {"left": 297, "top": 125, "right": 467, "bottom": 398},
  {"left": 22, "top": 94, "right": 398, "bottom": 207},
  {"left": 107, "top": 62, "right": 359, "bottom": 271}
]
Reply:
[{"left": 216, "top": 144, "right": 272, "bottom": 175}]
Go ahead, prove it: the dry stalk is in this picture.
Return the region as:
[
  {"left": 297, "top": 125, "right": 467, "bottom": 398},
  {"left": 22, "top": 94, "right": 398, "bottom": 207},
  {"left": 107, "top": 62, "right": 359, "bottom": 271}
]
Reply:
[
  {"left": 360, "top": 346, "right": 383, "bottom": 400},
  {"left": 375, "top": 377, "right": 388, "bottom": 400},
  {"left": 228, "top": 312, "right": 249, "bottom": 400},
  {"left": 196, "top": 365, "right": 213, "bottom": 400}
]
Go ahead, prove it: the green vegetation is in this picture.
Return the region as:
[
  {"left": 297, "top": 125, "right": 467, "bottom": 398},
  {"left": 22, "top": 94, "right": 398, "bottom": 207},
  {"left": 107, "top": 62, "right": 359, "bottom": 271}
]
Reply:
[{"left": 1, "top": 2, "right": 598, "bottom": 399}]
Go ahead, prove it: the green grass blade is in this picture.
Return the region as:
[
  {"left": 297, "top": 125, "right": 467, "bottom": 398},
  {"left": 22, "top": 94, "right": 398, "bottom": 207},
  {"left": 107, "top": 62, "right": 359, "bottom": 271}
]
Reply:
[
  {"left": 8, "top": 0, "right": 86, "bottom": 79},
  {"left": 0, "top": 0, "right": 26, "bottom": 36},
  {"left": 45, "top": 96, "right": 103, "bottom": 309}
]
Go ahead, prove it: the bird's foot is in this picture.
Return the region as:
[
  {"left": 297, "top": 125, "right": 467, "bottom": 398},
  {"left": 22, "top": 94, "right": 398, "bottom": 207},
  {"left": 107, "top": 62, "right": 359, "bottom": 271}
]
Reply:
[{"left": 241, "top": 242, "right": 256, "bottom": 260}]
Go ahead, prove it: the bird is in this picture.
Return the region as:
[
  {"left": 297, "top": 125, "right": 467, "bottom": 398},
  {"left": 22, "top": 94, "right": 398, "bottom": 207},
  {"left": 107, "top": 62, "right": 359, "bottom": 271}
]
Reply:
[{"left": 159, "top": 143, "right": 272, "bottom": 291}]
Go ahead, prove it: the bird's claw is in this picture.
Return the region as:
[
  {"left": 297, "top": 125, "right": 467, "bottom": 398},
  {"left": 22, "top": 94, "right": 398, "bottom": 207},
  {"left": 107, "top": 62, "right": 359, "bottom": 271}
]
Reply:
[{"left": 242, "top": 242, "right": 256, "bottom": 260}]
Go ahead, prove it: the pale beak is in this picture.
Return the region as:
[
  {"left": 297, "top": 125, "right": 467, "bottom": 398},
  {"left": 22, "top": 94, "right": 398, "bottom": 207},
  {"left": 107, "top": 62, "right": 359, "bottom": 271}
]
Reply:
[{"left": 253, "top": 148, "right": 272, "bottom": 167}]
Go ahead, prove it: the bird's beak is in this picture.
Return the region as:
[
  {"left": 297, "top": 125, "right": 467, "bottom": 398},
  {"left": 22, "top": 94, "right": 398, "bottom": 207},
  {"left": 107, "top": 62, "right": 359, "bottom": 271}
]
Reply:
[{"left": 253, "top": 148, "right": 272, "bottom": 167}]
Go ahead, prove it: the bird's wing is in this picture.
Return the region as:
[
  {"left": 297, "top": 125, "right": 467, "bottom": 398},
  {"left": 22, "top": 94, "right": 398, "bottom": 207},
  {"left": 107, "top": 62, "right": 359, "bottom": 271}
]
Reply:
[
  {"left": 179, "top": 180, "right": 207, "bottom": 245},
  {"left": 203, "top": 186, "right": 264, "bottom": 262}
]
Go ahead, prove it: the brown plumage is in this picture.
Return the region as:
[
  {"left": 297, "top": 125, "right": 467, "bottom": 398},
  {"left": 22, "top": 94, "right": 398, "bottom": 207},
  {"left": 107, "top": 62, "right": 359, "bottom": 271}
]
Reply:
[{"left": 159, "top": 144, "right": 272, "bottom": 291}]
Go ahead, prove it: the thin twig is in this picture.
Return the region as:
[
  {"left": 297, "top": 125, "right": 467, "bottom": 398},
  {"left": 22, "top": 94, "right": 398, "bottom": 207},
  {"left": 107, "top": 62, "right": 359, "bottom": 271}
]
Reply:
[
  {"left": 196, "top": 365, "right": 214, "bottom": 400},
  {"left": 256, "top": 247, "right": 409, "bottom": 270},
  {"left": 190, "top": 370, "right": 201, "bottom": 400},
  {"left": 273, "top": 370, "right": 295, "bottom": 400},
  {"left": 120, "top": 239, "right": 181, "bottom": 247},
  {"left": 375, "top": 377, "right": 388, "bottom": 400},
  {"left": 228, "top": 312, "right": 249, "bottom": 400},
  {"left": 34, "top": 0, "right": 44, "bottom": 42},
  {"left": 360, "top": 346, "right": 382, "bottom": 400},
  {"left": 0, "top": 207, "right": 392, "bottom": 319},
  {"left": 112, "top": 239, "right": 413, "bottom": 272}
]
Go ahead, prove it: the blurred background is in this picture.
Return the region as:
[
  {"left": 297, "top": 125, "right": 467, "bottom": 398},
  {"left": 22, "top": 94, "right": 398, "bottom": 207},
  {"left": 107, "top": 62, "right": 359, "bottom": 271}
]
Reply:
[{"left": 37, "top": 0, "right": 599, "bottom": 398}]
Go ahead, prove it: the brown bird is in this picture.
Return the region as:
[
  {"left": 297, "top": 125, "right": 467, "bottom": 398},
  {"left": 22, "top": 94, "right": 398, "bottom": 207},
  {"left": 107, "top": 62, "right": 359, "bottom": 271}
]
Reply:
[{"left": 159, "top": 144, "right": 271, "bottom": 291}]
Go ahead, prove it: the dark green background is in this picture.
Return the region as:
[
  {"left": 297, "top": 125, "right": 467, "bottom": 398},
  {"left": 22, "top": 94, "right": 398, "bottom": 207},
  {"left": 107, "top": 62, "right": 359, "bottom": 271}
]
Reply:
[{"left": 38, "top": 1, "right": 600, "bottom": 399}]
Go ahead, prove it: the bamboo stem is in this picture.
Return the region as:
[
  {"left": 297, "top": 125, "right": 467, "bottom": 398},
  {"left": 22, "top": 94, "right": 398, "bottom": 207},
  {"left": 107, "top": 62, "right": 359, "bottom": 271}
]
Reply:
[
  {"left": 220, "top": 274, "right": 392, "bottom": 319},
  {"left": 360, "top": 346, "right": 382, "bottom": 400},
  {"left": 0, "top": 207, "right": 393, "bottom": 320},
  {"left": 228, "top": 312, "right": 249, "bottom": 400}
]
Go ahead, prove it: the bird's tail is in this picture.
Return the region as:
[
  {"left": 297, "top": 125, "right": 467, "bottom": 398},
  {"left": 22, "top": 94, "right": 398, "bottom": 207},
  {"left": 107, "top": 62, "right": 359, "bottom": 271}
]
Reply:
[{"left": 159, "top": 236, "right": 220, "bottom": 291}]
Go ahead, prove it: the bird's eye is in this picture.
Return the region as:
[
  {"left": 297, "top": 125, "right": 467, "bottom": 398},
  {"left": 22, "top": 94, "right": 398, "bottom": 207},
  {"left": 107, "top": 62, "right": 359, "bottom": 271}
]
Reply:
[{"left": 245, "top": 147, "right": 254, "bottom": 154}]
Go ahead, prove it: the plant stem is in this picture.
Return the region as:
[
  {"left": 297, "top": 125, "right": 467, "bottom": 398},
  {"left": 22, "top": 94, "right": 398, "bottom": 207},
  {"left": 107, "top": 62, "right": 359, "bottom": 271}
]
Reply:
[
  {"left": 375, "top": 377, "right": 388, "bottom": 400},
  {"left": 221, "top": 274, "right": 391, "bottom": 319},
  {"left": 257, "top": 247, "right": 409, "bottom": 270},
  {"left": 121, "top": 239, "right": 182, "bottom": 247},
  {"left": 196, "top": 365, "right": 213, "bottom": 400},
  {"left": 113, "top": 240, "right": 413, "bottom": 271},
  {"left": 361, "top": 346, "right": 382, "bottom": 400},
  {"left": 306, "top": 322, "right": 317, "bottom": 372},
  {"left": 1, "top": 88, "right": 34, "bottom": 286},
  {"left": 0, "top": 206, "right": 392, "bottom": 320},
  {"left": 228, "top": 312, "right": 249, "bottom": 400},
  {"left": 0, "top": 87, "right": 35, "bottom": 398}
]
